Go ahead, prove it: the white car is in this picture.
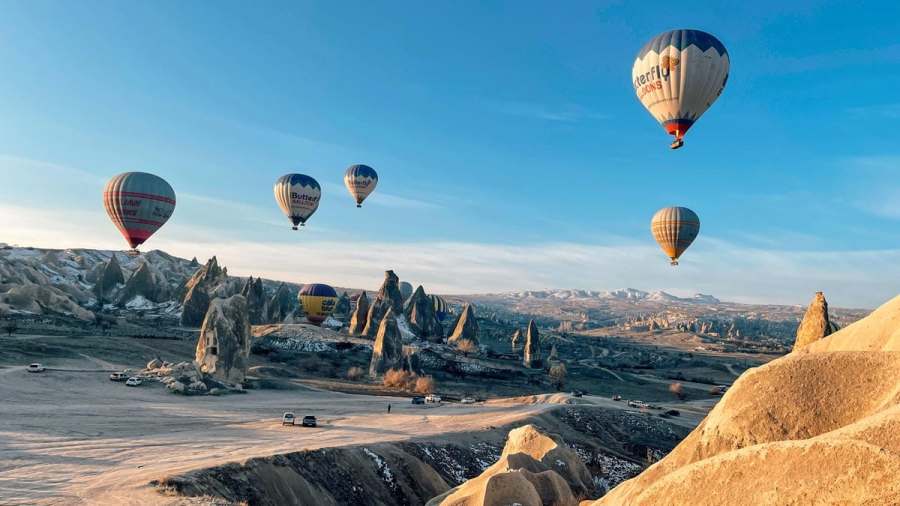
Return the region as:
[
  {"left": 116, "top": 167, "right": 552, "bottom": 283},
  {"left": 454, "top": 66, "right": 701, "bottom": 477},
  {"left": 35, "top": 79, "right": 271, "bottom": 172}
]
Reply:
[
  {"left": 425, "top": 394, "right": 442, "bottom": 403},
  {"left": 461, "top": 397, "right": 476, "bottom": 404},
  {"left": 282, "top": 412, "right": 295, "bottom": 426},
  {"left": 125, "top": 377, "right": 142, "bottom": 387},
  {"left": 27, "top": 363, "right": 45, "bottom": 373},
  {"left": 628, "top": 400, "right": 644, "bottom": 408}
]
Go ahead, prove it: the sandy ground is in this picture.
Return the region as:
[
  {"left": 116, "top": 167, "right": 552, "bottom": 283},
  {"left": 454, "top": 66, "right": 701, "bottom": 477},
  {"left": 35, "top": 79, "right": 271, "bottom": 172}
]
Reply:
[{"left": 0, "top": 356, "right": 563, "bottom": 506}]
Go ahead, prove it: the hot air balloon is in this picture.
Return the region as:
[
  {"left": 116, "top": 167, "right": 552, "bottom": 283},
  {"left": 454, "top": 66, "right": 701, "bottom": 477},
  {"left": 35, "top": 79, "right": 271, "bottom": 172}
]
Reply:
[
  {"left": 632, "top": 29, "right": 730, "bottom": 149},
  {"left": 399, "top": 281, "right": 413, "bottom": 304},
  {"left": 103, "top": 172, "right": 176, "bottom": 254},
  {"left": 651, "top": 207, "right": 700, "bottom": 266},
  {"left": 344, "top": 164, "right": 378, "bottom": 207},
  {"left": 430, "top": 294, "right": 448, "bottom": 322},
  {"left": 297, "top": 283, "right": 338, "bottom": 326},
  {"left": 274, "top": 174, "right": 321, "bottom": 230}
]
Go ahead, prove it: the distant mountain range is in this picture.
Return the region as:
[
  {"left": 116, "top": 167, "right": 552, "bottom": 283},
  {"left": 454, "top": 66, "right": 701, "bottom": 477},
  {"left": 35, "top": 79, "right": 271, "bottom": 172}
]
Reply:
[{"left": 497, "top": 288, "right": 723, "bottom": 305}]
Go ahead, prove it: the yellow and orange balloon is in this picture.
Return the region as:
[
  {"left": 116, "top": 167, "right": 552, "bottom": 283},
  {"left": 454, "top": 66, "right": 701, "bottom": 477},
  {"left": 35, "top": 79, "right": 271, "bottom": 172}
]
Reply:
[{"left": 650, "top": 207, "right": 700, "bottom": 266}]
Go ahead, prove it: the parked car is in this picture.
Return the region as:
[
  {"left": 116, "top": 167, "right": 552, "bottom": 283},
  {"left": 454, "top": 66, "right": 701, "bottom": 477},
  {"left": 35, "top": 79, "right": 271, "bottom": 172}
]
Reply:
[
  {"left": 425, "top": 394, "right": 442, "bottom": 403},
  {"left": 27, "top": 363, "right": 45, "bottom": 373},
  {"left": 665, "top": 409, "right": 681, "bottom": 417},
  {"left": 282, "top": 412, "right": 295, "bottom": 426},
  {"left": 571, "top": 391, "right": 583, "bottom": 398},
  {"left": 627, "top": 400, "right": 644, "bottom": 408},
  {"left": 717, "top": 385, "right": 730, "bottom": 393},
  {"left": 125, "top": 377, "right": 142, "bottom": 387},
  {"left": 110, "top": 372, "right": 129, "bottom": 381},
  {"left": 411, "top": 397, "right": 425, "bottom": 405},
  {"left": 461, "top": 397, "right": 476, "bottom": 404},
  {"left": 301, "top": 415, "right": 317, "bottom": 427},
  {"left": 611, "top": 395, "right": 622, "bottom": 401}
]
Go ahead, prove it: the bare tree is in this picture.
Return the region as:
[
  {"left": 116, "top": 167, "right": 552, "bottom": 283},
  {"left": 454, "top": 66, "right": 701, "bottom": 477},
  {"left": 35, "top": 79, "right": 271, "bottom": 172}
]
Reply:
[
  {"left": 710, "top": 386, "right": 722, "bottom": 396},
  {"left": 548, "top": 363, "right": 568, "bottom": 391},
  {"left": 347, "top": 367, "right": 364, "bottom": 382},
  {"left": 3, "top": 320, "right": 17, "bottom": 337},
  {"left": 414, "top": 376, "right": 435, "bottom": 394},
  {"left": 669, "top": 382, "right": 685, "bottom": 400},
  {"left": 456, "top": 339, "right": 476, "bottom": 358}
]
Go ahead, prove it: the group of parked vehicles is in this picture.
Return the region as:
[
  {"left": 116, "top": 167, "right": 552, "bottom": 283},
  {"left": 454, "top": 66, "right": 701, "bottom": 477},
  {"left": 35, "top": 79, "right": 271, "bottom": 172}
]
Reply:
[
  {"left": 282, "top": 413, "right": 317, "bottom": 427},
  {"left": 110, "top": 371, "right": 142, "bottom": 386}
]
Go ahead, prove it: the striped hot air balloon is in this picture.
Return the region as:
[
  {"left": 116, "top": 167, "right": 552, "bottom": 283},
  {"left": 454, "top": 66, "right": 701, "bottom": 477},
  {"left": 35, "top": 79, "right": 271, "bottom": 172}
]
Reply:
[
  {"left": 633, "top": 29, "right": 730, "bottom": 149},
  {"left": 430, "top": 294, "right": 448, "bottom": 322},
  {"left": 297, "top": 283, "right": 338, "bottom": 326},
  {"left": 650, "top": 207, "right": 700, "bottom": 266},
  {"left": 103, "top": 172, "right": 176, "bottom": 254},
  {"left": 274, "top": 174, "right": 321, "bottom": 230},
  {"left": 344, "top": 164, "right": 378, "bottom": 207}
]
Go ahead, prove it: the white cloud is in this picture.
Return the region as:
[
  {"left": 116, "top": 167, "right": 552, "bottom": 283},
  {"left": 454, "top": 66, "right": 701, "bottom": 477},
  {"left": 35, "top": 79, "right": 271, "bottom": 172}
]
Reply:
[{"left": 485, "top": 100, "right": 609, "bottom": 122}]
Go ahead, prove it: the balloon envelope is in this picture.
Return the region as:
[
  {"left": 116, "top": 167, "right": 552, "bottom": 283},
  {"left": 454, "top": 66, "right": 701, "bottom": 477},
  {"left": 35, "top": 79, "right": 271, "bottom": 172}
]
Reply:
[
  {"left": 103, "top": 172, "right": 176, "bottom": 250},
  {"left": 274, "top": 174, "right": 321, "bottom": 230},
  {"left": 297, "top": 283, "right": 338, "bottom": 326},
  {"left": 650, "top": 207, "right": 700, "bottom": 265},
  {"left": 430, "top": 294, "right": 448, "bottom": 322},
  {"left": 399, "top": 281, "right": 413, "bottom": 303},
  {"left": 344, "top": 164, "right": 378, "bottom": 207},
  {"left": 633, "top": 29, "right": 729, "bottom": 147}
]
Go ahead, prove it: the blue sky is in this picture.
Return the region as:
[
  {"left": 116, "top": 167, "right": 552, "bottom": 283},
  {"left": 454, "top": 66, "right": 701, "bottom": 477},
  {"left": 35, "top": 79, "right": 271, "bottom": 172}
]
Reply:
[{"left": 1, "top": 1, "right": 899, "bottom": 307}]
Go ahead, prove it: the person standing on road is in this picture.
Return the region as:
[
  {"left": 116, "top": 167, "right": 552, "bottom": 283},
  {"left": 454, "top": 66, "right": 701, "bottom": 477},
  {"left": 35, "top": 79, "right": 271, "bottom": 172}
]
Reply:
[{"left": 388, "top": 404, "right": 391, "bottom": 414}]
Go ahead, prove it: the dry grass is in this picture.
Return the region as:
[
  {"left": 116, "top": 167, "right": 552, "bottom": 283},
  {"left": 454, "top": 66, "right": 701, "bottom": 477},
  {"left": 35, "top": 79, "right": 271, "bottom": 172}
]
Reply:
[{"left": 347, "top": 366, "right": 364, "bottom": 382}]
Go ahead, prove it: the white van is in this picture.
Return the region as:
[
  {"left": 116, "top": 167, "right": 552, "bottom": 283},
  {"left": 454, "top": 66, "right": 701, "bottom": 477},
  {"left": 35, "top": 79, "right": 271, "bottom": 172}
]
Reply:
[
  {"left": 425, "top": 394, "right": 441, "bottom": 403},
  {"left": 109, "top": 372, "right": 129, "bottom": 381}
]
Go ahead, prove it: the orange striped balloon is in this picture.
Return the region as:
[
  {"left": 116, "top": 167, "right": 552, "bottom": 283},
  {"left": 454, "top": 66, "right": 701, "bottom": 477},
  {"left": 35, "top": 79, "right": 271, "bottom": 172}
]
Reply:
[{"left": 650, "top": 207, "right": 700, "bottom": 266}]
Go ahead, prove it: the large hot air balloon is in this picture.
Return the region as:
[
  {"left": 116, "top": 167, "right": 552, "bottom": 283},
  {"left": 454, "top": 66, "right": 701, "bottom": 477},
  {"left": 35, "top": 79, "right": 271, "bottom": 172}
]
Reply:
[
  {"left": 297, "top": 283, "right": 338, "bottom": 326},
  {"left": 344, "top": 164, "right": 378, "bottom": 207},
  {"left": 103, "top": 172, "right": 176, "bottom": 254},
  {"left": 399, "top": 281, "right": 413, "bottom": 303},
  {"left": 274, "top": 174, "right": 321, "bottom": 230},
  {"left": 633, "top": 29, "right": 730, "bottom": 149},
  {"left": 430, "top": 294, "right": 448, "bottom": 322},
  {"left": 651, "top": 207, "right": 700, "bottom": 266}
]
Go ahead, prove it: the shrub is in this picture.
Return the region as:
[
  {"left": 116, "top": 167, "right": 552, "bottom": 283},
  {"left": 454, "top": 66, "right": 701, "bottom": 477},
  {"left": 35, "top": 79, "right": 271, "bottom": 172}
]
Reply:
[
  {"left": 669, "top": 382, "right": 685, "bottom": 400},
  {"left": 548, "top": 363, "right": 568, "bottom": 391},
  {"left": 347, "top": 366, "right": 364, "bottom": 382},
  {"left": 710, "top": 386, "right": 722, "bottom": 395},
  {"left": 456, "top": 339, "right": 476, "bottom": 357},
  {"left": 383, "top": 369, "right": 414, "bottom": 389},
  {"left": 414, "top": 376, "right": 435, "bottom": 394}
]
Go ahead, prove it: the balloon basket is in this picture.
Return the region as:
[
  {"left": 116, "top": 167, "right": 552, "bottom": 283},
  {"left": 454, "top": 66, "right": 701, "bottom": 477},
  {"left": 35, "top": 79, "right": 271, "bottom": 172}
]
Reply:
[
  {"left": 356, "top": 204, "right": 362, "bottom": 208},
  {"left": 291, "top": 226, "right": 298, "bottom": 231},
  {"left": 126, "top": 249, "right": 141, "bottom": 256},
  {"left": 670, "top": 139, "right": 684, "bottom": 150},
  {"left": 670, "top": 261, "right": 679, "bottom": 266}
]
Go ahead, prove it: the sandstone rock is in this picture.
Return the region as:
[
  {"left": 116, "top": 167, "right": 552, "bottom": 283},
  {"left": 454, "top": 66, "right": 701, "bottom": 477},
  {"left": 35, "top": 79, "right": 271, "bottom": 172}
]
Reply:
[
  {"left": 146, "top": 358, "right": 163, "bottom": 370},
  {"left": 404, "top": 285, "right": 444, "bottom": 341},
  {"left": 118, "top": 260, "right": 171, "bottom": 304},
  {"left": 195, "top": 294, "right": 251, "bottom": 386},
  {"left": 266, "top": 283, "right": 294, "bottom": 324},
  {"left": 523, "top": 319, "right": 541, "bottom": 368},
  {"left": 92, "top": 254, "right": 124, "bottom": 304},
  {"left": 240, "top": 276, "right": 268, "bottom": 325},
  {"left": 403, "top": 350, "right": 425, "bottom": 376},
  {"left": 179, "top": 257, "right": 228, "bottom": 326},
  {"left": 511, "top": 328, "right": 522, "bottom": 350},
  {"left": 363, "top": 271, "right": 404, "bottom": 339},
  {"left": 594, "top": 294, "right": 900, "bottom": 506},
  {"left": 167, "top": 381, "right": 186, "bottom": 394},
  {"left": 793, "top": 292, "right": 833, "bottom": 351},
  {"left": 349, "top": 291, "right": 370, "bottom": 335},
  {"left": 208, "top": 388, "right": 220, "bottom": 396},
  {"left": 427, "top": 424, "right": 589, "bottom": 506},
  {"left": 334, "top": 292, "right": 351, "bottom": 321},
  {"left": 369, "top": 307, "right": 404, "bottom": 377},
  {"left": 447, "top": 304, "right": 479, "bottom": 345},
  {"left": 189, "top": 381, "right": 207, "bottom": 392}
]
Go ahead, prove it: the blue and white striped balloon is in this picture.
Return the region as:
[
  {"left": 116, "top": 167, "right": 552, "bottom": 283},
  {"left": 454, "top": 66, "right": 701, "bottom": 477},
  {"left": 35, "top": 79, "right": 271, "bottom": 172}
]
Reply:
[
  {"left": 274, "top": 173, "right": 321, "bottom": 230},
  {"left": 344, "top": 164, "right": 378, "bottom": 208}
]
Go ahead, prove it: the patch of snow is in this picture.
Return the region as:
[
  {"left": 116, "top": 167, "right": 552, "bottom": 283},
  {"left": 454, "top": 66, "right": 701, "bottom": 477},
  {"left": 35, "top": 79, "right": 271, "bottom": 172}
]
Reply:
[
  {"left": 363, "top": 448, "right": 395, "bottom": 487},
  {"left": 396, "top": 315, "right": 416, "bottom": 341},
  {"left": 125, "top": 295, "right": 155, "bottom": 310}
]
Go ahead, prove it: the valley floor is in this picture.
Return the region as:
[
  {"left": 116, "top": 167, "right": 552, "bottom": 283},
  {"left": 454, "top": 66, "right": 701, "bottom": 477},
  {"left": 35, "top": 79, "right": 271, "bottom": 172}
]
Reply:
[{"left": 0, "top": 334, "right": 713, "bottom": 505}]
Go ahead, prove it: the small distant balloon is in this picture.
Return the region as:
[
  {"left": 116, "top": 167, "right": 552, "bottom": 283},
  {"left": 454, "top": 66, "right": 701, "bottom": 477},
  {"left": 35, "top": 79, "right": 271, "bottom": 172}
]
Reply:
[
  {"left": 103, "top": 172, "right": 176, "bottom": 253},
  {"left": 274, "top": 174, "right": 321, "bottom": 230},
  {"left": 650, "top": 206, "right": 700, "bottom": 266},
  {"left": 430, "top": 294, "right": 448, "bottom": 322},
  {"left": 297, "top": 283, "right": 338, "bottom": 326},
  {"left": 632, "top": 29, "right": 730, "bottom": 149},
  {"left": 399, "top": 281, "right": 413, "bottom": 303},
  {"left": 344, "top": 164, "right": 378, "bottom": 208}
]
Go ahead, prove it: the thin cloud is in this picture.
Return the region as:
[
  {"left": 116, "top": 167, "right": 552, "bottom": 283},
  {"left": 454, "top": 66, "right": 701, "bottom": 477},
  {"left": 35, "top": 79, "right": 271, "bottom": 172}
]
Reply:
[
  {"left": 320, "top": 182, "right": 440, "bottom": 210},
  {"left": 486, "top": 100, "right": 610, "bottom": 122},
  {"left": 846, "top": 103, "right": 900, "bottom": 119}
]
